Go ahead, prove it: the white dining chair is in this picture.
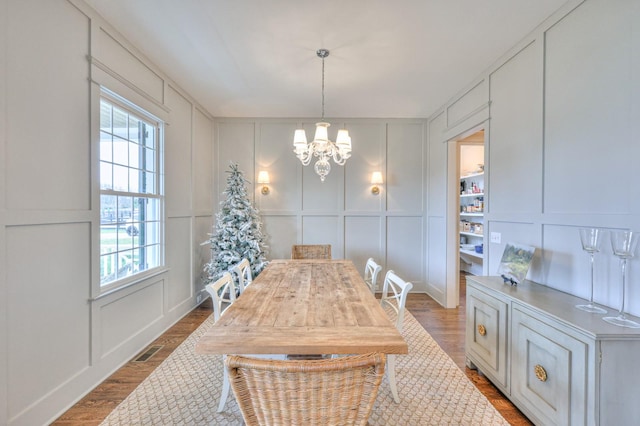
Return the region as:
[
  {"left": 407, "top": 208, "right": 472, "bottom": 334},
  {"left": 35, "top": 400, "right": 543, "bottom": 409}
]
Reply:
[
  {"left": 206, "top": 272, "right": 285, "bottom": 412},
  {"left": 380, "top": 270, "right": 413, "bottom": 403},
  {"left": 205, "top": 272, "right": 237, "bottom": 412},
  {"left": 364, "top": 258, "right": 382, "bottom": 294},
  {"left": 231, "top": 258, "right": 253, "bottom": 294}
]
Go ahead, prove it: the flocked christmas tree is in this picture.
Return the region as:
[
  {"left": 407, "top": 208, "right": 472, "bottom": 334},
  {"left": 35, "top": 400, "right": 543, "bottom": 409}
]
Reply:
[{"left": 203, "top": 162, "right": 268, "bottom": 284}]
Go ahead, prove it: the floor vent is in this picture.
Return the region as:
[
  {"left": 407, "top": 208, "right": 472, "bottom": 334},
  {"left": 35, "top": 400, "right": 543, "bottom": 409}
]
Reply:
[{"left": 133, "top": 345, "right": 164, "bottom": 362}]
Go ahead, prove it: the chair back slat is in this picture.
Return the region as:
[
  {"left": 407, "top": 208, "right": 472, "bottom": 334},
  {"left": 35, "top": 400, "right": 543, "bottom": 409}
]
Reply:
[
  {"left": 380, "top": 270, "right": 413, "bottom": 332},
  {"left": 364, "top": 258, "right": 382, "bottom": 294},
  {"left": 205, "top": 272, "right": 236, "bottom": 321},
  {"left": 231, "top": 258, "right": 253, "bottom": 294},
  {"left": 291, "top": 244, "right": 332, "bottom": 259}
]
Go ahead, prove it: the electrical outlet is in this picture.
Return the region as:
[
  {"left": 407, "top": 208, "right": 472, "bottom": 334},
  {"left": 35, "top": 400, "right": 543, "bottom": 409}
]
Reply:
[{"left": 490, "top": 232, "right": 501, "bottom": 244}]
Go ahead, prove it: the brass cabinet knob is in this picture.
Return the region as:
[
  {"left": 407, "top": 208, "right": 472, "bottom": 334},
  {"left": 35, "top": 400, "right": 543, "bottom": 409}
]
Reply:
[
  {"left": 534, "top": 364, "right": 547, "bottom": 382},
  {"left": 477, "top": 324, "right": 486, "bottom": 336}
]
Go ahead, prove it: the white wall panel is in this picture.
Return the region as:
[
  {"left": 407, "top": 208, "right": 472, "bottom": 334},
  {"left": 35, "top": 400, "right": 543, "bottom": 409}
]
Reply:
[
  {"left": 166, "top": 217, "right": 193, "bottom": 309},
  {"left": 489, "top": 41, "right": 543, "bottom": 214},
  {"left": 446, "top": 79, "right": 488, "bottom": 127},
  {"left": 427, "top": 113, "right": 447, "bottom": 216},
  {"left": 165, "top": 86, "right": 193, "bottom": 216},
  {"left": 216, "top": 122, "right": 255, "bottom": 202},
  {"left": 427, "top": 217, "right": 447, "bottom": 300},
  {"left": 193, "top": 108, "right": 213, "bottom": 213},
  {"left": 387, "top": 216, "right": 423, "bottom": 284},
  {"left": 257, "top": 122, "right": 300, "bottom": 212},
  {"left": 344, "top": 123, "right": 385, "bottom": 212},
  {"left": 99, "top": 279, "right": 163, "bottom": 356},
  {"left": 302, "top": 216, "right": 341, "bottom": 258},
  {"left": 345, "top": 216, "right": 383, "bottom": 277},
  {"left": 6, "top": 0, "right": 90, "bottom": 211},
  {"left": 6, "top": 223, "right": 91, "bottom": 420},
  {"left": 262, "top": 215, "right": 297, "bottom": 260},
  {"left": 95, "top": 27, "right": 164, "bottom": 103},
  {"left": 387, "top": 123, "right": 424, "bottom": 213},
  {"left": 544, "top": 0, "right": 631, "bottom": 214}
]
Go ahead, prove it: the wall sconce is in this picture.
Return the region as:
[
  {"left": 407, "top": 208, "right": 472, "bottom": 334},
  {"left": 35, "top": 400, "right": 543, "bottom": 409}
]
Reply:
[
  {"left": 371, "top": 172, "right": 383, "bottom": 195},
  {"left": 258, "top": 171, "right": 270, "bottom": 195}
]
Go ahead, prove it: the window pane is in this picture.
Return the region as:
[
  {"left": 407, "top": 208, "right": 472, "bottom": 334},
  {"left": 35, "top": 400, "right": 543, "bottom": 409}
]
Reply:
[
  {"left": 129, "top": 141, "right": 140, "bottom": 169},
  {"left": 100, "top": 162, "right": 113, "bottom": 190},
  {"left": 144, "top": 148, "right": 154, "bottom": 172},
  {"left": 143, "top": 171, "right": 155, "bottom": 194},
  {"left": 145, "top": 198, "right": 159, "bottom": 221},
  {"left": 100, "top": 252, "right": 117, "bottom": 284},
  {"left": 117, "top": 250, "right": 134, "bottom": 280},
  {"left": 100, "top": 225, "right": 117, "bottom": 255},
  {"left": 128, "top": 116, "right": 140, "bottom": 143},
  {"left": 100, "top": 101, "right": 112, "bottom": 132},
  {"left": 113, "top": 165, "right": 129, "bottom": 191},
  {"left": 113, "top": 107, "right": 128, "bottom": 139},
  {"left": 144, "top": 124, "right": 155, "bottom": 149},
  {"left": 101, "top": 194, "right": 117, "bottom": 223},
  {"left": 129, "top": 168, "right": 141, "bottom": 193},
  {"left": 113, "top": 138, "right": 128, "bottom": 165},
  {"left": 100, "top": 132, "right": 112, "bottom": 162}
]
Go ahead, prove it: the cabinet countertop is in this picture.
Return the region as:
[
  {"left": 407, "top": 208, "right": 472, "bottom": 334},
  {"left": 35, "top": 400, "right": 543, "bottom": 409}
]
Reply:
[{"left": 467, "top": 275, "right": 640, "bottom": 340}]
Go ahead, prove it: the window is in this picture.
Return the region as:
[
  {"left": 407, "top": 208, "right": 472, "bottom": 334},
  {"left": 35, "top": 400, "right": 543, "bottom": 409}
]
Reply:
[{"left": 99, "top": 95, "right": 163, "bottom": 287}]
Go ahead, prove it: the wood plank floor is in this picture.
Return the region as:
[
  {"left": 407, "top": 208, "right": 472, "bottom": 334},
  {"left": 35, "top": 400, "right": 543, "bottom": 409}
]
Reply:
[{"left": 53, "top": 274, "right": 532, "bottom": 425}]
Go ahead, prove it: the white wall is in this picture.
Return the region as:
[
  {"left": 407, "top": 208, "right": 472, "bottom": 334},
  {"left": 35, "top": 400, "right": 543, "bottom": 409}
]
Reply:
[
  {"left": 214, "top": 119, "right": 427, "bottom": 288},
  {"left": 0, "top": 1, "right": 214, "bottom": 424},
  {"left": 427, "top": 0, "right": 640, "bottom": 315}
]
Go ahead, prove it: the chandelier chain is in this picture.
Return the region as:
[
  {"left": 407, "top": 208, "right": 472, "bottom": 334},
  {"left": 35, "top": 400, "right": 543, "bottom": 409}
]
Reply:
[{"left": 321, "top": 54, "right": 325, "bottom": 119}]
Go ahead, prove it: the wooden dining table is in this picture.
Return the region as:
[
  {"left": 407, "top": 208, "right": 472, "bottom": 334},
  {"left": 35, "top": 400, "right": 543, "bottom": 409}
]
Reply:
[{"left": 195, "top": 259, "right": 408, "bottom": 356}]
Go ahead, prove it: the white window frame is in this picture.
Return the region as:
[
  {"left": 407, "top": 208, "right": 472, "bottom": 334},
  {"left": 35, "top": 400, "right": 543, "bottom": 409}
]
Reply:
[{"left": 98, "top": 89, "right": 165, "bottom": 293}]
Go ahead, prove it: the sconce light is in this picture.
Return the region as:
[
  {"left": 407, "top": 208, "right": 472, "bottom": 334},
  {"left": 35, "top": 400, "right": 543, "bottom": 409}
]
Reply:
[
  {"left": 258, "top": 171, "right": 270, "bottom": 195},
  {"left": 371, "top": 172, "right": 383, "bottom": 195}
]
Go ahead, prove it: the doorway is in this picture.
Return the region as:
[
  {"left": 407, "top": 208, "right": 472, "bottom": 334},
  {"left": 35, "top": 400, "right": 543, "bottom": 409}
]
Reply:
[{"left": 446, "top": 127, "right": 485, "bottom": 307}]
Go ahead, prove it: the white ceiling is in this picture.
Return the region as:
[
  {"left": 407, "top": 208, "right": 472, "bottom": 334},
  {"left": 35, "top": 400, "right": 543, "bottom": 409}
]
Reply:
[{"left": 85, "top": 0, "right": 569, "bottom": 119}]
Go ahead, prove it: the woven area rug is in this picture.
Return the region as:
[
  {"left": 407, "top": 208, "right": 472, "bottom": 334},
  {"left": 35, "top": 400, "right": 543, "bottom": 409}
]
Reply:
[{"left": 101, "top": 309, "right": 508, "bottom": 425}]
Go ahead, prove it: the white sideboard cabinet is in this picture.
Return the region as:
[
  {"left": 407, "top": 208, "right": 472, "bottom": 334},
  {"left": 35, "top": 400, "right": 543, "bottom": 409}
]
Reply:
[{"left": 466, "top": 276, "right": 640, "bottom": 426}]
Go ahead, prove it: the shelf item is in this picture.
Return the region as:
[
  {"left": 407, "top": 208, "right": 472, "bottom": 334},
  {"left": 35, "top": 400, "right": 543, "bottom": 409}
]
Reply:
[{"left": 466, "top": 276, "right": 640, "bottom": 425}]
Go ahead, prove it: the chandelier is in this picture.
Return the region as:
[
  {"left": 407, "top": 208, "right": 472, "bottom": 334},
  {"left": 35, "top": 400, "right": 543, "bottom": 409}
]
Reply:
[{"left": 293, "top": 49, "right": 352, "bottom": 182}]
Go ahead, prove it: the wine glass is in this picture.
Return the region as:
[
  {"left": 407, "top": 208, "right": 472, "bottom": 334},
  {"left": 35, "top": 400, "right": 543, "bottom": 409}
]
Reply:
[
  {"left": 603, "top": 230, "right": 640, "bottom": 328},
  {"left": 575, "top": 228, "right": 607, "bottom": 313}
]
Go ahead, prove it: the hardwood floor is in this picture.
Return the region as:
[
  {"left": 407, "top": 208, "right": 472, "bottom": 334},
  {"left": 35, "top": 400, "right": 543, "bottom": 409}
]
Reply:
[{"left": 53, "top": 274, "right": 531, "bottom": 425}]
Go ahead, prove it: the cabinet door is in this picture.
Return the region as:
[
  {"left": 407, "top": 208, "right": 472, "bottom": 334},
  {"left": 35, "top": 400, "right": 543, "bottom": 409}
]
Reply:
[
  {"left": 511, "top": 305, "right": 587, "bottom": 426},
  {"left": 466, "top": 286, "right": 508, "bottom": 389}
]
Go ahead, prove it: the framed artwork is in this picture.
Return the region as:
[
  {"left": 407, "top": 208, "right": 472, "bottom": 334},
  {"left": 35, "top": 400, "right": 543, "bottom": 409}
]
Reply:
[{"left": 497, "top": 242, "right": 535, "bottom": 285}]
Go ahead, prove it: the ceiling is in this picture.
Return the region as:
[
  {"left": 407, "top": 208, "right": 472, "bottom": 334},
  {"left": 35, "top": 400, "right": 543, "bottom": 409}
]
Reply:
[{"left": 85, "top": 0, "right": 569, "bottom": 119}]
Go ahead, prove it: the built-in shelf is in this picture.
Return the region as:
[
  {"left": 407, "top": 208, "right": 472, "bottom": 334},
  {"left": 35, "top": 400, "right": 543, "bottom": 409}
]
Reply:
[
  {"left": 460, "top": 248, "right": 483, "bottom": 258},
  {"left": 460, "top": 192, "right": 484, "bottom": 198},
  {"left": 460, "top": 231, "right": 483, "bottom": 238},
  {"left": 460, "top": 212, "right": 483, "bottom": 216},
  {"left": 460, "top": 171, "right": 484, "bottom": 179}
]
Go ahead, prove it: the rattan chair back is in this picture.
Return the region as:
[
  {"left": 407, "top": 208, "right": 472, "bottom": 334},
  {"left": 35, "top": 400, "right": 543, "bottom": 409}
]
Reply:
[
  {"left": 226, "top": 352, "right": 385, "bottom": 426},
  {"left": 291, "top": 244, "right": 332, "bottom": 259}
]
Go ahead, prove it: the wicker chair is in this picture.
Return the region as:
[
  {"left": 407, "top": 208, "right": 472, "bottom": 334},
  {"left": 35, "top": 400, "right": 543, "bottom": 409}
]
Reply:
[
  {"left": 226, "top": 352, "right": 385, "bottom": 426},
  {"left": 291, "top": 244, "right": 332, "bottom": 259},
  {"left": 380, "top": 270, "right": 413, "bottom": 403}
]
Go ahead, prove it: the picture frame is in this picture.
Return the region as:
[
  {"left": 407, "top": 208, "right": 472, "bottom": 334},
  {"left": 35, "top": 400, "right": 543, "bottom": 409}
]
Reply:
[{"left": 497, "top": 242, "right": 535, "bottom": 285}]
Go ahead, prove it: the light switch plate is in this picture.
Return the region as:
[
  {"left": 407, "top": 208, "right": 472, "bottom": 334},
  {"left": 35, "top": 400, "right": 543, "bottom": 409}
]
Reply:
[{"left": 490, "top": 232, "right": 501, "bottom": 244}]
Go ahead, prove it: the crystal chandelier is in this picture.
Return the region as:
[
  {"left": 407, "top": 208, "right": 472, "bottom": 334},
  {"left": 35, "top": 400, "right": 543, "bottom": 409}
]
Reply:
[{"left": 293, "top": 49, "right": 352, "bottom": 182}]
